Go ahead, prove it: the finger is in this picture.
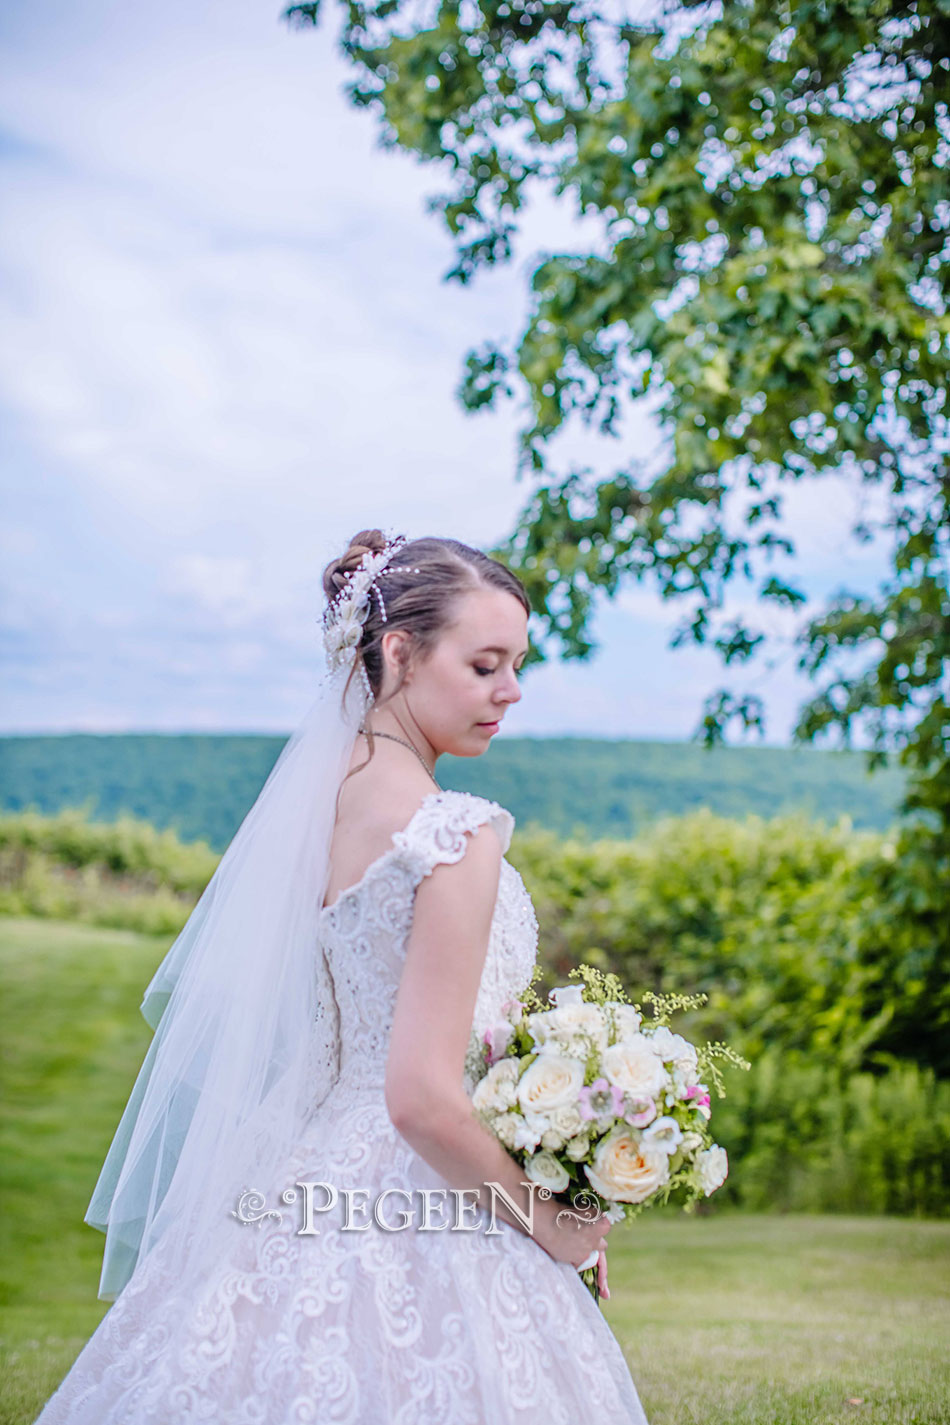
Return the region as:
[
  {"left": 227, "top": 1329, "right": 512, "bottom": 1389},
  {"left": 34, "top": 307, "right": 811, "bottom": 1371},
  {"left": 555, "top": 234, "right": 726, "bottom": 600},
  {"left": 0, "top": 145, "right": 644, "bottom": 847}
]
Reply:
[{"left": 597, "top": 1247, "right": 610, "bottom": 1299}]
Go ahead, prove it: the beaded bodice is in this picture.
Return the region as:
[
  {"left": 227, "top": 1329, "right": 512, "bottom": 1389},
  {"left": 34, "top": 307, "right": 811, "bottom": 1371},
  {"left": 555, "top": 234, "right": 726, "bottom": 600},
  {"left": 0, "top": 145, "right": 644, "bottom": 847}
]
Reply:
[{"left": 316, "top": 789, "right": 539, "bottom": 1098}]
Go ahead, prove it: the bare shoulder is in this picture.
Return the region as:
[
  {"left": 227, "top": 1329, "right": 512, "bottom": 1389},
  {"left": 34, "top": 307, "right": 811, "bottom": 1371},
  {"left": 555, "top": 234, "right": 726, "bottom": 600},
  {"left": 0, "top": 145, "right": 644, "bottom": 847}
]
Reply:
[
  {"left": 335, "top": 740, "right": 436, "bottom": 837},
  {"left": 324, "top": 742, "right": 437, "bottom": 904}
]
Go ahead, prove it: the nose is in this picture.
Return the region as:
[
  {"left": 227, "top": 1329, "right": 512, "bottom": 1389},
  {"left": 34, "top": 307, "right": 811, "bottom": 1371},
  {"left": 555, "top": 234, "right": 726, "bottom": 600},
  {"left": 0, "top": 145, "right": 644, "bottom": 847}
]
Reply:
[{"left": 498, "top": 668, "right": 522, "bottom": 706}]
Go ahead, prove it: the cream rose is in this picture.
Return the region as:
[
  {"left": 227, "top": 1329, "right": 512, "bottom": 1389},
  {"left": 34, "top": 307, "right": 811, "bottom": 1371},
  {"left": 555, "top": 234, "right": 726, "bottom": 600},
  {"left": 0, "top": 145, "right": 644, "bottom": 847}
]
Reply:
[
  {"left": 524, "top": 1149, "right": 570, "bottom": 1193},
  {"left": 584, "top": 1128, "right": 671, "bottom": 1203},
  {"left": 517, "top": 1053, "right": 586, "bottom": 1124},
  {"left": 601, "top": 1037, "right": 669, "bottom": 1099},
  {"left": 564, "top": 1133, "right": 591, "bottom": 1162}
]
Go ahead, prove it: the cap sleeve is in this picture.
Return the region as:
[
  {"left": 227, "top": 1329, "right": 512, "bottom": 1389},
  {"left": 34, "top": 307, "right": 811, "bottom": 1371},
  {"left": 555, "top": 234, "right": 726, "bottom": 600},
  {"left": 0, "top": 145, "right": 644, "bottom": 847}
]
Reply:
[{"left": 391, "top": 789, "right": 514, "bottom": 884}]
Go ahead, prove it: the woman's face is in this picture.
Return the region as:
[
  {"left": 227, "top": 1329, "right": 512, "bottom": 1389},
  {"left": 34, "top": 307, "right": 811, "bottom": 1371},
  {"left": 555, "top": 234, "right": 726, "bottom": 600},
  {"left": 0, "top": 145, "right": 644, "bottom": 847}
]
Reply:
[{"left": 381, "top": 585, "right": 528, "bottom": 758}]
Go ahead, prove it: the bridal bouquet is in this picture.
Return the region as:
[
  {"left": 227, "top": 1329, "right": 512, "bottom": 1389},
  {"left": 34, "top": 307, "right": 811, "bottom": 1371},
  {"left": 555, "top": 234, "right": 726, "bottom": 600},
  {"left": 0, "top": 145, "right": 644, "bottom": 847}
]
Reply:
[{"left": 468, "top": 967, "right": 750, "bottom": 1302}]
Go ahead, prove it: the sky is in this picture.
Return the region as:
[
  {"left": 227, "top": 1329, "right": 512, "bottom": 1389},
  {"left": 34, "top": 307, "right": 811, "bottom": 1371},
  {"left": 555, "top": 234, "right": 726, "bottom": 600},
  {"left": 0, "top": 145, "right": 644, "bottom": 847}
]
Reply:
[{"left": 0, "top": 0, "right": 890, "bottom": 740}]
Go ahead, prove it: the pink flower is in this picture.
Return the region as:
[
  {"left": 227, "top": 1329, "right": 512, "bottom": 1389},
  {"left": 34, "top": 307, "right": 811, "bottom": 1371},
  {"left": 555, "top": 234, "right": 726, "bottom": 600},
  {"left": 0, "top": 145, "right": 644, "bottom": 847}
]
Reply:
[
  {"left": 578, "top": 1077, "right": 626, "bottom": 1122},
  {"left": 482, "top": 1021, "right": 515, "bottom": 1066},
  {"left": 623, "top": 1096, "right": 657, "bottom": 1128}
]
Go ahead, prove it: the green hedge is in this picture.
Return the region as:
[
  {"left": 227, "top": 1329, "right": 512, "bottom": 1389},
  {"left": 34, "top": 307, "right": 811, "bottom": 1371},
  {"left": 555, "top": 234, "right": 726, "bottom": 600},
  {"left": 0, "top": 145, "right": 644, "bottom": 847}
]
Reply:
[
  {"left": 710, "top": 1048, "right": 950, "bottom": 1216},
  {"left": 0, "top": 808, "right": 215, "bottom": 934}
]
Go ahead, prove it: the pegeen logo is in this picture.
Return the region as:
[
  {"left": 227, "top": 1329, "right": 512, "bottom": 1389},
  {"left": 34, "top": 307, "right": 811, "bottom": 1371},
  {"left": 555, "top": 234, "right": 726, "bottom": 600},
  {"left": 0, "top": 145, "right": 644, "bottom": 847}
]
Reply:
[{"left": 230, "top": 1183, "right": 606, "bottom": 1236}]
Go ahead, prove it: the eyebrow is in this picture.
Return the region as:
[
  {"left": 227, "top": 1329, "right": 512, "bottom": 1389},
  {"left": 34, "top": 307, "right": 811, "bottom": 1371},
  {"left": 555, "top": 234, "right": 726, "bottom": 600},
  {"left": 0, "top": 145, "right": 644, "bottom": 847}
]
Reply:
[{"left": 475, "top": 645, "right": 529, "bottom": 658}]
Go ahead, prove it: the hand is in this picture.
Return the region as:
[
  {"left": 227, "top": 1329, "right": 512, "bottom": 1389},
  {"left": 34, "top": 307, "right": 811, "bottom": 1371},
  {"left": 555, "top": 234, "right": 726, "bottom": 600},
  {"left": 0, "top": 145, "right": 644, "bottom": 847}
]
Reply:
[{"left": 538, "top": 1205, "right": 616, "bottom": 1270}]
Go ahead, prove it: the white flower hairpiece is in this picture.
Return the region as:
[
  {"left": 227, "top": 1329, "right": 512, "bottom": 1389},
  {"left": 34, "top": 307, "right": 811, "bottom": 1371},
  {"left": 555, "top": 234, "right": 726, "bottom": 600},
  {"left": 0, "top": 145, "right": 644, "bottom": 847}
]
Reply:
[{"left": 322, "top": 533, "right": 422, "bottom": 678}]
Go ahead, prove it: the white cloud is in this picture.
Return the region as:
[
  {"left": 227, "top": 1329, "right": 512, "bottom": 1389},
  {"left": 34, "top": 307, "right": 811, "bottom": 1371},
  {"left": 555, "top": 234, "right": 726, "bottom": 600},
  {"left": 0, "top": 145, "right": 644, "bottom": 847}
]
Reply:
[{"left": 0, "top": 0, "right": 891, "bottom": 739}]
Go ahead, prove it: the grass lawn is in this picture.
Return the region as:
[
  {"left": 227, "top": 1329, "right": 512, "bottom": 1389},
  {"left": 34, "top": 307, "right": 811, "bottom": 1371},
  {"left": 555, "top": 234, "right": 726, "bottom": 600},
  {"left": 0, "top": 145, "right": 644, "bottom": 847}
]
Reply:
[
  {"left": 604, "top": 1212, "right": 950, "bottom": 1425},
  {"left": 2, "top": 915, "right": 949, "bottom": 1425}
]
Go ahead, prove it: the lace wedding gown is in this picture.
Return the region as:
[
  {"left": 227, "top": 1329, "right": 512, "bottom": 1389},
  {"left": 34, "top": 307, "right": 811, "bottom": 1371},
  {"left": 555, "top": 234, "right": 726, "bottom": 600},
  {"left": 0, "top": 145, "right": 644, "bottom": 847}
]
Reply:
[{"left": 34, "top": 789, "right": 650, "bottom": 1424}]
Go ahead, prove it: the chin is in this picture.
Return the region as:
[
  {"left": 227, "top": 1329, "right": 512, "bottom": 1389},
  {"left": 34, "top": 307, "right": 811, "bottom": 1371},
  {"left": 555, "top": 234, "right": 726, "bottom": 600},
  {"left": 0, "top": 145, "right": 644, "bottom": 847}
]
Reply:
[{"left": 442, "top": 731, "right": 491, "bottom": 759}]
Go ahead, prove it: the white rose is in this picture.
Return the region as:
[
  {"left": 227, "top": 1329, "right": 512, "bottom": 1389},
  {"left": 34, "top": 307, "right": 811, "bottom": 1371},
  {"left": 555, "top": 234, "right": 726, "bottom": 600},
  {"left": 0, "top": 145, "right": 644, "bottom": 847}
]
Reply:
[
  {"left": 585, "top": 1128, "right": 671, "bottom": 1204},
  {"left": 517, "top": 1054, "right": 585, "bottom": 1123},
  {"left": 641, "top": 1115, "right": 684, "bottom": 1155},
  {"left": 696, "top": 1144, "right": 728, "bottom": 1196},
  {"left": 605, "top": 1001, "right": 643, "bottom": 1043},
  {"left": 541, "top": 1128, "right": 566, "bottom": 1151},
  {"left": 524, "top": 1149, "right": 570, "bottom": 1193},
  {"left": 551, "top": 1102, "right": 585, "bottom": 1139},
  {"left": 601, "top": 1037, "right": 669, "bottom": 1099},
  {"left": 472, "top": 1058, "right": 521, "bottom": 1115},
  {"left": 680, "top": 1131, "right": 704, "bottom": 1153}
]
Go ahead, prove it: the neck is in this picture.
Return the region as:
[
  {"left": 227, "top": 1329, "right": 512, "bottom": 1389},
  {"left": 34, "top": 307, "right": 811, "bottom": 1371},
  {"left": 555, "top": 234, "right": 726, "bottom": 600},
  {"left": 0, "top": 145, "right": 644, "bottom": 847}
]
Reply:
[
  {"left": 364, "top": 712, "right": 432, "bottom": 750},
  {"left": 360, "top": 718, "right": 438, "bottom": 777}
]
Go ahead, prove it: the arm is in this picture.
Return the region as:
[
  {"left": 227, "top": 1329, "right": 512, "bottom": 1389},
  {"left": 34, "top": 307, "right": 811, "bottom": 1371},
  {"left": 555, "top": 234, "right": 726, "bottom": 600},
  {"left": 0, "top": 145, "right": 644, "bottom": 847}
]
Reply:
[{"left": 385, "top": 823, "right": 567, "bottom": 1257}]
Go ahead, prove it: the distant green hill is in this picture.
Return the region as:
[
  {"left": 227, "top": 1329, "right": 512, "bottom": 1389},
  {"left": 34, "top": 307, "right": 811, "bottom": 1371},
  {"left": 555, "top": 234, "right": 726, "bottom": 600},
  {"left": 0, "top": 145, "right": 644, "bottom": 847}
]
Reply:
[{"left": 0, "top": 733, "right": 904, "bottom": 851}]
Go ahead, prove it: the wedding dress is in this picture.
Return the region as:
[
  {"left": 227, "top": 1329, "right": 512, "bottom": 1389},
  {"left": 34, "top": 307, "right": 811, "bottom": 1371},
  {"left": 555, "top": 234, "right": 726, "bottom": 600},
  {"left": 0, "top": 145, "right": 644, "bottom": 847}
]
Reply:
[{"left": 34, "top": 788, "right": 650, "bottom": 1424}]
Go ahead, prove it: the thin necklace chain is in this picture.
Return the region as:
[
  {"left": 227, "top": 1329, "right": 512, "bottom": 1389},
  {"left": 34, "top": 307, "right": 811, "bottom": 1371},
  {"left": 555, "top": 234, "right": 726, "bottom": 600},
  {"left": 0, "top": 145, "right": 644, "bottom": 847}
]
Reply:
[{"left": 358, "top": 725, "right": 442, "bottom": 790}]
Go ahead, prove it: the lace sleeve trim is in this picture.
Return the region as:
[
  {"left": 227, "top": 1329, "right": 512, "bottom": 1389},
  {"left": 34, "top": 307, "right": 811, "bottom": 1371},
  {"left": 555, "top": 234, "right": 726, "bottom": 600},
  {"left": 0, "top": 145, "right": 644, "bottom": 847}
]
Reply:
[{"left": 391, "top": 789, "right": 514, "bottom": 883}]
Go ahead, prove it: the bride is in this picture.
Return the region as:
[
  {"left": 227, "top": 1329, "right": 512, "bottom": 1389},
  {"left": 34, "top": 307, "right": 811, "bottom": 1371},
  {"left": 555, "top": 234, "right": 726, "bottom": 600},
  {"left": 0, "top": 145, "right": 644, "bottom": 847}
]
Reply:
[{"left": 33, "top": 529, "right": 650, "bottom": 1424}]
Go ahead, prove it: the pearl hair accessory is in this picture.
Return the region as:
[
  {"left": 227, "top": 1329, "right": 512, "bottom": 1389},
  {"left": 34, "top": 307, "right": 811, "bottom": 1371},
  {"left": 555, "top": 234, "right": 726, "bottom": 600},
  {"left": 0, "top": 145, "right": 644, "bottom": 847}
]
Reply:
[{"left": 321, "top": 535, "right": 422, "bottom": 692}]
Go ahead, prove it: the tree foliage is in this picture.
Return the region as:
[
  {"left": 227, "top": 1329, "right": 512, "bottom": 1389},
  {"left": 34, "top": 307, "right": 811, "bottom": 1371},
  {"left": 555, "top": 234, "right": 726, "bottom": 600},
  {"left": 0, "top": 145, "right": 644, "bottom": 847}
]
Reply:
[{"left": 284, "top": 0, "right": 949, "bottom": 827}]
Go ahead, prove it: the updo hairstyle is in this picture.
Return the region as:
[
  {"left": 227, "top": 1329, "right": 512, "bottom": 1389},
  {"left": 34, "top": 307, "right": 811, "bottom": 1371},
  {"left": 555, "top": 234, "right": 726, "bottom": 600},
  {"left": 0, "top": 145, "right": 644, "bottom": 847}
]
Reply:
[{"left": 321, "top": 528, "right": 529, "bottom": 771}]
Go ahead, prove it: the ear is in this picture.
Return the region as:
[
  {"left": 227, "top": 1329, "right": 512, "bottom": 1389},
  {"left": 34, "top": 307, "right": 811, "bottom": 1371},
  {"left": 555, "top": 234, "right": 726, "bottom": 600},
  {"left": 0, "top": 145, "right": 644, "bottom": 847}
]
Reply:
[{"left": 380, "top": 626, "right": 414, "bottom": 681}]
